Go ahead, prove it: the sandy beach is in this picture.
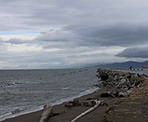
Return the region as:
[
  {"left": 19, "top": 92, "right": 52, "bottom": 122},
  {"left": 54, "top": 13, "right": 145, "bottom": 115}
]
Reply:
[
  {"left": 0, "top": 89, "right": 120, "bottom": 122},
  {"left": 1, "top": 70, "right": 148, "bottom": 122}
]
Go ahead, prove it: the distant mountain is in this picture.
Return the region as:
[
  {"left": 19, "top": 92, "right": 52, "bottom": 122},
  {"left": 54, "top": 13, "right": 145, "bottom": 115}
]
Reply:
[{"left": 86, "top": 61, "right": 148, "bottom": 70}]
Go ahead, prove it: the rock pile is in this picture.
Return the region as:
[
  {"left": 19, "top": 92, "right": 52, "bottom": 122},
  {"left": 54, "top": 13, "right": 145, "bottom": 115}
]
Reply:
[{"left": 96, "top": 69, "right": 144, "bottom": 97}]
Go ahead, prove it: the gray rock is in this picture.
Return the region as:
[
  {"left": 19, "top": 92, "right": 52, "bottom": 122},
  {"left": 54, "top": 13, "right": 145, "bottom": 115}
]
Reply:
[{"left": 96, "top": 69, "right": 144, "bottom": 98}]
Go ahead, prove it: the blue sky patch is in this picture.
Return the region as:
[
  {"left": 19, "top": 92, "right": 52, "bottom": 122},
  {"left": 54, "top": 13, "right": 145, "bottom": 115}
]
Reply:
[{"left": 0, "top": 30, "right": 40, "bottom": 35}]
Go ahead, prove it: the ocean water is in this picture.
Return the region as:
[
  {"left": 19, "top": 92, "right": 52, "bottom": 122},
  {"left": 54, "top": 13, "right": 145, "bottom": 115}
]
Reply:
[{"left": 0, "top": 68, "right": 98, "bottom": 121}]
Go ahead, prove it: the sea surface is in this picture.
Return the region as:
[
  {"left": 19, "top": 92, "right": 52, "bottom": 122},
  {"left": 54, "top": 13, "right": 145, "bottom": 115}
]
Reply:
[{"left": 0, "top": 68, "right": 98, "bottom": 121}]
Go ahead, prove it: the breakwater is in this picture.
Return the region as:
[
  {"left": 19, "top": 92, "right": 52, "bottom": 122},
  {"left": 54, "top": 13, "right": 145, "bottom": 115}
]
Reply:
[{"left": 96, "top": 69, "right": 144, "bottom": 97}]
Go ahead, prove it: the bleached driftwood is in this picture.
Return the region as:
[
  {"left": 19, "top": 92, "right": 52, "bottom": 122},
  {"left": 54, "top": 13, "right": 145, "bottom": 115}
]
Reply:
[
  {"left": 39, "top": 104, "right": 53, "bottom": 122},
  {"left": 71, "top": 100, "right": 102, "bottom": 122}
]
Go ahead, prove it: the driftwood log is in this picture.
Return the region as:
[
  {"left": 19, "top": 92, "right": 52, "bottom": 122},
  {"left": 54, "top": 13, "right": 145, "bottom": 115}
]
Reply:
[
  {"left": 71, "top": 100, "right": 102, "bottom": 122},
  {"left": 39, "top": 104, "right": 53, "bottom": 122}
]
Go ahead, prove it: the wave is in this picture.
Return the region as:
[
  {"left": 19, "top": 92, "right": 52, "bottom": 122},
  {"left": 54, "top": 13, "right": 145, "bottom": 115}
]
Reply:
[
  {"left": 0, "top": 80, "right": 16, "bottom": 88},
  {"left": 0, "top": 87, "right": 98, "bottom": 121}
]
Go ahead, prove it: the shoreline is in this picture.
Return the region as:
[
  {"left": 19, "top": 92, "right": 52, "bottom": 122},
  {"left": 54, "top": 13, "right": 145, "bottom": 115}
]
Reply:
[
  {"left": 1, "top": 69, "right": 148, "bottom": 122},
  {"left": 1, "top": 88, "right": 102, "bottom": 122},
  {"left": 0, "top": 87, "right": 98, "bottom": 122}
]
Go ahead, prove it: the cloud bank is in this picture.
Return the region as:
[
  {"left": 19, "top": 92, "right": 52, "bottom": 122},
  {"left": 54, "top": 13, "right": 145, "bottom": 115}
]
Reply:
[
  {"left": 0, "top": 0, "right": 148, "bottom": 69},
  {"left": 117, "top": 47, "right": 148, "bottom": 58}
]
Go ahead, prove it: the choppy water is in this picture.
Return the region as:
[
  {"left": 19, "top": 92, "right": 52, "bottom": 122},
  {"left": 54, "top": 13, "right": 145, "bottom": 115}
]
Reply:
[{"left": 0, "top": 68, "right": 98, "bottom": 121}]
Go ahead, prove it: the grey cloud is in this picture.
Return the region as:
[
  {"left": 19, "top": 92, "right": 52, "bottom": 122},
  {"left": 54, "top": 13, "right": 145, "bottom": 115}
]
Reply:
[
  {"left": 117, "top": 47, "right": 148, "bottom": 58},
  {"left": 32, "top": 25, "right": 148, "bottom": 48},
  {"left": 65, "top": 25, "right": 148, "bottom": 47},
  {"left": 0, "top": 0, "right": 148, "bottom": 68},
  {"left": 1, "top": 0, "right": 148, "bottom": 31},
  {"left": 6, "top": 39, "right": 28, "bottom": 44}
]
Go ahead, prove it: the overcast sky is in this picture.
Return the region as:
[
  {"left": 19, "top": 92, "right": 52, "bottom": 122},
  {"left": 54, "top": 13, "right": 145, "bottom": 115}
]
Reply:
[{"left": 0, "top": 0, "right": 148, "bottom": 69}]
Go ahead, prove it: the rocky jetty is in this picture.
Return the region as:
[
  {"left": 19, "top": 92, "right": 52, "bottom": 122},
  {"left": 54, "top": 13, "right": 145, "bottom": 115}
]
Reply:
[{"left": 96, "top": 69, "right": 144, "bottom": 97}]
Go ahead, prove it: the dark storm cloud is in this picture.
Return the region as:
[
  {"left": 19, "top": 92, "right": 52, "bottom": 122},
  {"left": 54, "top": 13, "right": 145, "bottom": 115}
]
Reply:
[
  {"left": 117, "top": 47, "right": 148, "bottom": 58},
  {"left": 65, "top": 25, "right": 148, "bottom": 47}
]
